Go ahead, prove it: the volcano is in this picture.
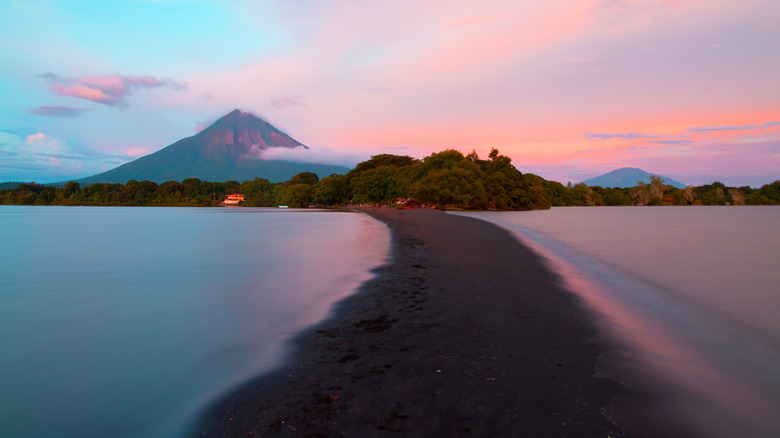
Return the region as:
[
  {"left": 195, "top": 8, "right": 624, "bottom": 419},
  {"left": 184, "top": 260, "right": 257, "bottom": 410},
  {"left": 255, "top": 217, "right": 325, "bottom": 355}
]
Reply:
[
  {"left": 580, "top": 167, "right": 686, "bottom": 189},
  {"left": 73, "top": 110, "right": 349, "bottom": 184}
]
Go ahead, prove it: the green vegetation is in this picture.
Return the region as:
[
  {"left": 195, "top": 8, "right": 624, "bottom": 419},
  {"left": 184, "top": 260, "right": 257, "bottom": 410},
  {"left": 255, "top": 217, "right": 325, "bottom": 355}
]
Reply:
[
  {"left": 2, "top": 149, "right": 779, "bottom": 208},
  {"left": 571, "top": 177, "right": 780, "bottom": 207}
]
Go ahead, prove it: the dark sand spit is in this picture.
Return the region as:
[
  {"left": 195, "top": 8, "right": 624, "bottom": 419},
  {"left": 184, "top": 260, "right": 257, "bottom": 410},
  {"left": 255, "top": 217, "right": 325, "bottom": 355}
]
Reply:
[{"left": 200, "top": 208, "right": 637, "bottom": 437}]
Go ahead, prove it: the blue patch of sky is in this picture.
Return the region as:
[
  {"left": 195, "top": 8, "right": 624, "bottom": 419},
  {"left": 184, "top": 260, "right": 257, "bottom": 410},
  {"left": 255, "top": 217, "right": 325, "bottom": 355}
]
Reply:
[
  {"left": 0, "top": 1, "right": 289, "bottom": 77},
  {"left": 61, "top": 1, "right": 289, "bottom": 74}
]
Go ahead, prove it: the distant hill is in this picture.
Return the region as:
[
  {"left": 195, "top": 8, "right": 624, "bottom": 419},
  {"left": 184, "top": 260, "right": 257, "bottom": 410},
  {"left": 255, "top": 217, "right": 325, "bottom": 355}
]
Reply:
[
  {"left": 581, "top": 167, "right": 687, "bottom": 189},
  {"left": 70, "top": 109, "right": 349, "bottom": 185},
  {"left": 0, "top": 181, "right": 28, "bottom": 190}
]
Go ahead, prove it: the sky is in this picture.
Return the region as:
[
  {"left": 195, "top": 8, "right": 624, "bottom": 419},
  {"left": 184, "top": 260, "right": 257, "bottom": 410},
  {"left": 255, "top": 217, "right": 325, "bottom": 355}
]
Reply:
[{"left": 1, "top": 0, "right": 778, "bottom": 187}]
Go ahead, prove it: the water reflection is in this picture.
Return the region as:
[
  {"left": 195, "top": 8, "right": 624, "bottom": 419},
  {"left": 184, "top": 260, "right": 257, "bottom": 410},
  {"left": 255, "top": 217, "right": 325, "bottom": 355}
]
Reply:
[
  {"left": 454, "top": 208, "right": 780, "bottom": 437},
  {"left": 0, "top": 207, "right": 390, "bottom": 438}
]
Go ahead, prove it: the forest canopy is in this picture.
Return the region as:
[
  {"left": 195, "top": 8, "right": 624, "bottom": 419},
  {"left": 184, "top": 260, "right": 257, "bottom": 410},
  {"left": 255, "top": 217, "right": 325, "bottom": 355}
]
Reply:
[{"left": 2, "top": 149, "right": 778, "bottom": 209}]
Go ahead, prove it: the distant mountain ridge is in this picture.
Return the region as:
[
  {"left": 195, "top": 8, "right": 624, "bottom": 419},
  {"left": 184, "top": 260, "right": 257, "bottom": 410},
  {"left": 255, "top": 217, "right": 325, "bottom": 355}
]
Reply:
[
  {"left": 581, "top": 167, "right": 687, "bottom": 189},
  {"left": 71, "top": 109, "right": 349, "bottom": 185}
]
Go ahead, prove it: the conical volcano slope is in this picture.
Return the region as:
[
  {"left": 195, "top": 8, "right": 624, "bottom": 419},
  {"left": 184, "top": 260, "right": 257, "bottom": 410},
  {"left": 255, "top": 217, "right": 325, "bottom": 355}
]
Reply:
[
  {"left": 74, "top": 110, "right": 348, "bottom": 184},
  {"left": 581, "top": 167, "right": 686, "bottom": 189}
]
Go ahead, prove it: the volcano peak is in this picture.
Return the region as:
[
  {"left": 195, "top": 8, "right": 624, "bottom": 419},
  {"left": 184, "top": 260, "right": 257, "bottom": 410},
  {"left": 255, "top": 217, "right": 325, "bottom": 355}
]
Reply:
[{"left": 196, "top": 109, "right": 307, "bottom": 156}]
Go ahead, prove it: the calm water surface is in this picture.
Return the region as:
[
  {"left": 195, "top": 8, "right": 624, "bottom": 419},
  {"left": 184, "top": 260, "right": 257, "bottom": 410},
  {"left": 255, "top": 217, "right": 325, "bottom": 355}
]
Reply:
[
  {"left": 0, "top": 206, "right": 390, "bottom": 438},
  {"left": 456, "top": 207, "right": 780, "bottom": 437}
]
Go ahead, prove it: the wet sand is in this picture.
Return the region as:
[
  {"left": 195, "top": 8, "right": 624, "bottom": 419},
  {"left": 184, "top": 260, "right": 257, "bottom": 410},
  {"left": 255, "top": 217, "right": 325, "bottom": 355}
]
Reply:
[{"left": 199, "top": 208, "right": 631, "bottom": 437}]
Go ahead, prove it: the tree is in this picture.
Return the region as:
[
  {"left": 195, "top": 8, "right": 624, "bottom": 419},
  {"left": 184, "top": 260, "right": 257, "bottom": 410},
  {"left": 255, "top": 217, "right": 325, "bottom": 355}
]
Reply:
[
  {"left": 18, "top": 192, "right": 37, "bottom": 205},
  {"left": 759, "top": 181, "right": 780, "bottom": 203},
  {"left": 702, "top": 182, "right": 726, "bottom": 205},
  {"left": 241, "top": 177, "right": 275, "bottom": 207},
  {"left": 418, "top": 149, "right": 471, "bottom": 172},
  {"left": 649, "top": 175, "right": 665, "bottom": 201},
  {"left": 279, "top": 184, "right": 313, "bottom": 208},
  {"left": 407, "top": 150, "right": 487, "bottom": 208},
  {"left": 288, "top": 172, "right": 320, "bottom": 185},
  {"left": 348, "top": 154, "right": 417, "bottom": 178},
  {"left": 480, "top": 148, "right": 533, "bottom": 210},
  {"left": 728, "top": 188, "right": 745, "bottom": 206},
  {"left": 62, "top": 181, "right": 80, "bottom": 198},
  {"left": 539, "top": 179, "right": 568, "bottom": 206},
  {"left": 411, "top": 164, "right": 487, "bottom": 208},
  {"left": 570, "top": 183, "right": 598, "bottom": 206},
  {"left": 631, "top": 182, "right": 651, "bottom": 206},
  {"left": 351, "top": 166, "right": 400, "bottom": 204},
  {"left": 678, "top": 186, "right": 695, "bottom": 205},
  {"left": 313, "top": 174, "right": 350, "bottom": 206},
  {"left": 123, "top": 180, "right": 158, "bottom": 205},
  {"left": 484, "top": 171, "right": 512, "bottom": 209},
  {"left": 524, "top": 174, "right": 553, "bottom": 209},
  {"left": 604, "top": 189, "right": 632, "bottom": 206}
]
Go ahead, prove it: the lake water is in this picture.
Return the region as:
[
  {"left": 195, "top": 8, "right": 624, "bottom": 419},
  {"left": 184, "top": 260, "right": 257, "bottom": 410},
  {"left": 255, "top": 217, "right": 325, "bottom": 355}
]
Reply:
[
  {"left": 4, "top": 206, "right": 779, "bottom": 437},
  {"left": 0, "top": 206, "right": 390, "bottom": 438},
  {"left": 455, "top": 207, "right": 780, "bottom": 437}
]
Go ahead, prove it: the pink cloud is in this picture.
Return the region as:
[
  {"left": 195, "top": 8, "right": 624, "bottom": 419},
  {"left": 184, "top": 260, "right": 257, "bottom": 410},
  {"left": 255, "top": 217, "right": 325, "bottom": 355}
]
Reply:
[
  {"left": 26, "top": 133, "right": 49, "bottom": 143},
  {"left": 42, "top": 73, "right": 188, "bottom": 109},
  {"left": 121, "top": 147, "right": 151, "bottom": 157},
  {"left": 51, "top": 83, "right": 112, "bottom": 103}
]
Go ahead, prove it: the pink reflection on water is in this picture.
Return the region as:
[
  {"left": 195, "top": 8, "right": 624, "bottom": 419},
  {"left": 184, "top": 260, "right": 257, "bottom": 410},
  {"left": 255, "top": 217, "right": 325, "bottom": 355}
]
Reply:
[{"left": 514, "top": 230, "right": 780, "bottom": 437}]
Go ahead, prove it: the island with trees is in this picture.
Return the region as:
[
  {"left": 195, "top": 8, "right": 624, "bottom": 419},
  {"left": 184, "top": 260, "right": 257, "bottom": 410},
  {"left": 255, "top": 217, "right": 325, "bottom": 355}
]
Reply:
[{"left": 2, "top": 149, "right": 778, "bottom": 208}]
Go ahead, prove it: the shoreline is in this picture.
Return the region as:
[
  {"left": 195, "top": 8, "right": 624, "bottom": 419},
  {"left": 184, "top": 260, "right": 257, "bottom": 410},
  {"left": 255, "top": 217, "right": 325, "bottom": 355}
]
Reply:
[{"left": 198, "top": 208, "right": 633, "bottom": 436}]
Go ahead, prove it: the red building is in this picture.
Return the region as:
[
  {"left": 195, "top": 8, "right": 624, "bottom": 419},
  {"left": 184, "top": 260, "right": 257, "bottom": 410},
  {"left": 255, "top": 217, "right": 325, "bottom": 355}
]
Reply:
[{"left": 221, "top": 193, "right": 245, "bottom": 206}]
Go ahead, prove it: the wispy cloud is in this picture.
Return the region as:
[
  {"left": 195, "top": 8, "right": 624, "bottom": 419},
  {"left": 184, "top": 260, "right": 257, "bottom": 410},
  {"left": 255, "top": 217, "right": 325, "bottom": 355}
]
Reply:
[
  {"left": 256, "top": 145, "right": 366, "bottom": 167},
  {"left": 687, "top": 121, "right": 780, "bottom": 132},
  {"left": 584, "top": 132, "right": 669, "bottom": 140},
  {"left": 271, "top": 95, "right": 306, "bottom": 109},
  {"left": 0, "top": 131, "right": 141, "bottom": 182},
  {"left": 27, "top": 106, "right": 91, "bottom": 118},
  {"left": 521, "top": 139, "right": 779, "bottom": 188},
  {"left": 567, "top": 117, "right": 780, "bottom": 186},
  {"left": 651, "top": 140, "right": 695, "bottom": 144},
  {"left": 588, "top": 120, "right": 780, "bottom": 143},
  {"left": 0, "top": 132, "right": 81, "bottom": 178},
  {"left": 41, "top": 73, "right": 188, "bottom": 109},
  {"left": 582, "top": 145, "right": 647, "bottom": 154},
  {"left": 24, "top": 132, "right": 68, "bottom": 155}
]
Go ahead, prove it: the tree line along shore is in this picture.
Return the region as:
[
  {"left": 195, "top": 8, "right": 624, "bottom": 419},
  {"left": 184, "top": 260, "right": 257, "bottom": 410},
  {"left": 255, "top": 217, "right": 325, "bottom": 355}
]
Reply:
[{"left": 2, "top": 149, "right": 779, "bottom": 209}]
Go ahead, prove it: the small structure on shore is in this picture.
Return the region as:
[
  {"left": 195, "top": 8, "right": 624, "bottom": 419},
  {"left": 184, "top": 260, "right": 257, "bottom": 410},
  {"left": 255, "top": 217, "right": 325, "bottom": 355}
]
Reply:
[
  {"left": 390, "top": 198, "right": 431, "bottom": 209},
  {"left": 389, "top": 197, "right": 409, "bottom": 207},
  {"left": 221, "top": 193, "right": 245, "bottom": 207}
]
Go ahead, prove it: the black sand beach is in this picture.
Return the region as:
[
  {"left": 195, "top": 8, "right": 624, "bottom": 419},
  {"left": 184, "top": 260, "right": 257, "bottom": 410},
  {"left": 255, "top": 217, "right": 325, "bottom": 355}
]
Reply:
[{"left": 200, "top": 208, "right": 632, "bottom": 436}]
